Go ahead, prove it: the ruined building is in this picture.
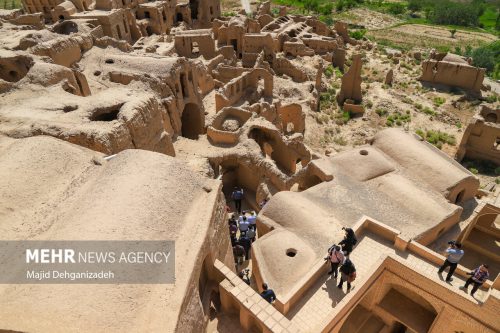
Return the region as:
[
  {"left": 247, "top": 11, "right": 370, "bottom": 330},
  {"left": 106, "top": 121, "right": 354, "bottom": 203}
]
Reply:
[
  {"left": 0, "top": 0, "right": 499, "bottom": 332},
  {"left": 457, "top": 105, "right": 500, "bottom": 165},
  {"left": 419, "top": 52, "right": 485, "bottom": 94}
]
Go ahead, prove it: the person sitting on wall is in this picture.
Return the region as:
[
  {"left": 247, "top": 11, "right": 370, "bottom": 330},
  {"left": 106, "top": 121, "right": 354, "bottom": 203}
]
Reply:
[
  {"left": 231, "top": 186, "right": 244, "bottom": 213},
  {"left": 438, "top": 240, "right": 464, "bottom": 282},
  {"left": 260, "top": 283, "right": 276, "bottom": 303},
  {"left": 460, "top": 264, "right": 489, "bottom": 297},
  {"left": 339, "top": 227, "right": 357, "bottom": 256},
  {"left": 337, "top": 258, "right": 356, "bottom": 292}
]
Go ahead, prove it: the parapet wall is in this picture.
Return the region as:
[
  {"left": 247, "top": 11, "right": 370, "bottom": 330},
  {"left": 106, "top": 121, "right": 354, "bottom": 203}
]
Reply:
[
  {"left": 214, "top": 260, "right": 302, "bottom": 333},
  {"left": 215, "top": 68, "right": 273, "bottom": 111}
]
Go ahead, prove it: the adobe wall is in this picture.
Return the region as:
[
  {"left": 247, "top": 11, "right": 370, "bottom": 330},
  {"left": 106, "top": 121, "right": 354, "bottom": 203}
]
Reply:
[
  {"left": 8, "top": 13, "right": 44, "bottom": 29},
  {"left": 217, "top": 24, "right": 245, "bottom": 58},
  {"left": 72, "top": 10, "right": 132, "bottom": 42},
  {"left": 277, "top": 103, "right": 305, "bottom": 134},
  {"left": 22, "top": 0, "right": 64, "bottom": 19},
  {"left": 420, "top": 59, "right": 485, "bottom": 93},
  {"left": 207, "top": 107, "right": 252, "bottom": 145},
  {"left": 175, "top": 30, "right": 216, "bottom": 59},
  {"left": 191, "top": 0, "right": 220, "bottom": 28},
  {"left": 274, "top": 56, "right": 309, "bottom": 82},
  {"left": 242, "top": 33, "right": 275, "bottom": 55},
  {"left": 215, "top": 68, "right": 273, "bottom": 111},
  {"left": 25, "top": 62, "right": 90, "bottom": 96},
  {"left": 31, "top": 34, "right": 92, "bottom": 67},
  {"left": 457, "top": 203, "right": 500, "bottom": 264},
  {"left": 324, "top": 255, "right": 499, "bottom": 333},
  {"left": 457, "top": 117, "right": 500, "bottom": 165},
  {"left": 174, "top": 184, "right": 235, "bottom": 332},
  {"left": 302, "top": 36, "right": 338, "bottom": 54},
  {"left": 214, "top": 260, "right": 302, "bottom": 333},
  {"left": 136, "top": 3, "right": 169, "bottom": 35},
  {"left": 283, "top": 41, "right": 315, "bottom": 57}
]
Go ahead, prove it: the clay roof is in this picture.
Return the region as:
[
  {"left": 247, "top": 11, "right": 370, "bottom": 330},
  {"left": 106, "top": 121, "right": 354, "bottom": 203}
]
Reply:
[{"left": 0, "top": 135, "right": 221, "bottom": 332}]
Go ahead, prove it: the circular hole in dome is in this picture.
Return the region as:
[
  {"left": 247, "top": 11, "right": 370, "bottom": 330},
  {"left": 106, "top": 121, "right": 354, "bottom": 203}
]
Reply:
[
  {"left": 286, "top": 248, "right": 297, "bottom": 257},
  {"left": 359, "top": 149, "right": 368, "bottom": 156},
  {"left": 94, "top": 70, "right": 101, "bottom": 76},
  {"left": 105, "top": 59, "right": 114, "bottom": 64}
]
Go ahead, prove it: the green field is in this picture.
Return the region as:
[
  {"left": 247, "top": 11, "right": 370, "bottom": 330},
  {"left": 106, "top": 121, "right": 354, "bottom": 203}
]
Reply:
[
  {"left": 0, "top": 0, "right": 22, "bottom": 9},
  {"left": 272, "top": 0, "right": 500, "bottom": 35}
]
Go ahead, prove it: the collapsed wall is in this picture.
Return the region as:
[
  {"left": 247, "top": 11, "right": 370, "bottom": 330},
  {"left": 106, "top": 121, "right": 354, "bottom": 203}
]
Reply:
[
  {"left": 419, "top": 52, "right": 485, "bottom": 93},
  {"left": 457, "top": 105, "right": 500, "bottom": 165}
]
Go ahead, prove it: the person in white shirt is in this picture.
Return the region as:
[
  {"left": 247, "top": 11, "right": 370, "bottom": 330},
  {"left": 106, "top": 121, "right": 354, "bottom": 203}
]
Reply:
[
  {"left": 438, "top": 241, "right": 464, "bottom": 282},
  {"left": 247, "top": 211, "right": 257, "bottom": 230},
  {"left": 238, "top": 215, "right": 250, "bottom": 233},
  {"left": 327, "top": 245, "right": 345, "bottom": 278}
]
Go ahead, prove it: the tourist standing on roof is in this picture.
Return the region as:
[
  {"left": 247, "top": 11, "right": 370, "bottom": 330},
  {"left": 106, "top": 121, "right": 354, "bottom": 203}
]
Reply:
[
  {"left": 339, "top": 227, "right": 357, "bottom": 256},
  {"left": 326, "top": 245, "right": 345, "bottom": 278},
  {"left": 438, "top": 240, "right": 464, "bottom": 282},
  {"left": 337, "top": 258, "right": 356, "bottom": 292}
]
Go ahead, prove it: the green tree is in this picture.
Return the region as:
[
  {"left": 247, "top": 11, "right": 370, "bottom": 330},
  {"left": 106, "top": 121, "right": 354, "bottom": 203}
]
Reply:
[
  {"left": 449, "top": 28, "right": 457, "bottom": 38},
  {"left": 320, "top": 2, "right": 333, "bottom": 15},
  {"left": 496, "top": 10, "right": 500, "bottom": 31},
  {"left": 472, "top": 41, "right": 499, "bottom": 73},
  {"left": 429, "top": 1, "right": 482, "bottom": 27},
  {"left": 407, "top": 0, "right": 422, "bottom": 12},
  {"left": 303, "top": 0, "right": 319, "bottom": 13},
  {"left": 388, "top": 3, "right": 406, "bottom": 15}
]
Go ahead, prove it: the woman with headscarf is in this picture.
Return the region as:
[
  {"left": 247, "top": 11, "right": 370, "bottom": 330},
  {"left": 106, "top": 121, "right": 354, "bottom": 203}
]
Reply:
[{"left": 339, "top": 227, "right": 357, "bottom": 256}]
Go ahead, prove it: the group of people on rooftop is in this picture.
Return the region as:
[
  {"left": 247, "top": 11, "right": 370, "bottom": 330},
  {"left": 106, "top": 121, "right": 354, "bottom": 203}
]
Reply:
[
  {"left": 229, "top": 185, "right": 491, "bottom": 305},
  {"left": 326, "top": 227, "right": 358, "bottom": 292},
  {"left": 438, "top": 240, "right": 490, "bottom": 297}
]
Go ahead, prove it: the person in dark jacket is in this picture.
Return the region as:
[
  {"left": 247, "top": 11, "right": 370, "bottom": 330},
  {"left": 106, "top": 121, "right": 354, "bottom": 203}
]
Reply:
[
  {"left": 339, "top": 227, "right": 357, "bottom": 256},
  {"left": 338, "top": 258, "right": 356, "bottom": 292},
  {"left": 233, "top": 243, "right": 245, "bottom": 266},
  {"left": 239, "top": 235, "right": 252, "bottom": 260},
  {"left": 460, "top": 264, "right": 489, "bottom": 297},
  {"left": 231, "top": 187, "right": 244, "bottom": 213},
  {"left": 260, "top": 283, "right": 276, "bottom": 303}
]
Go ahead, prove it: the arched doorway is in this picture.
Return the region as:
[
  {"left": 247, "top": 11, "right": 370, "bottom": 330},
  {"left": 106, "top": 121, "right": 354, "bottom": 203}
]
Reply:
[
  {"left": 454, "top": 189, "right": 465, "bottom": 204},
  {"left": 181, "top": 103, "right": 203, "bottom": 139}
]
